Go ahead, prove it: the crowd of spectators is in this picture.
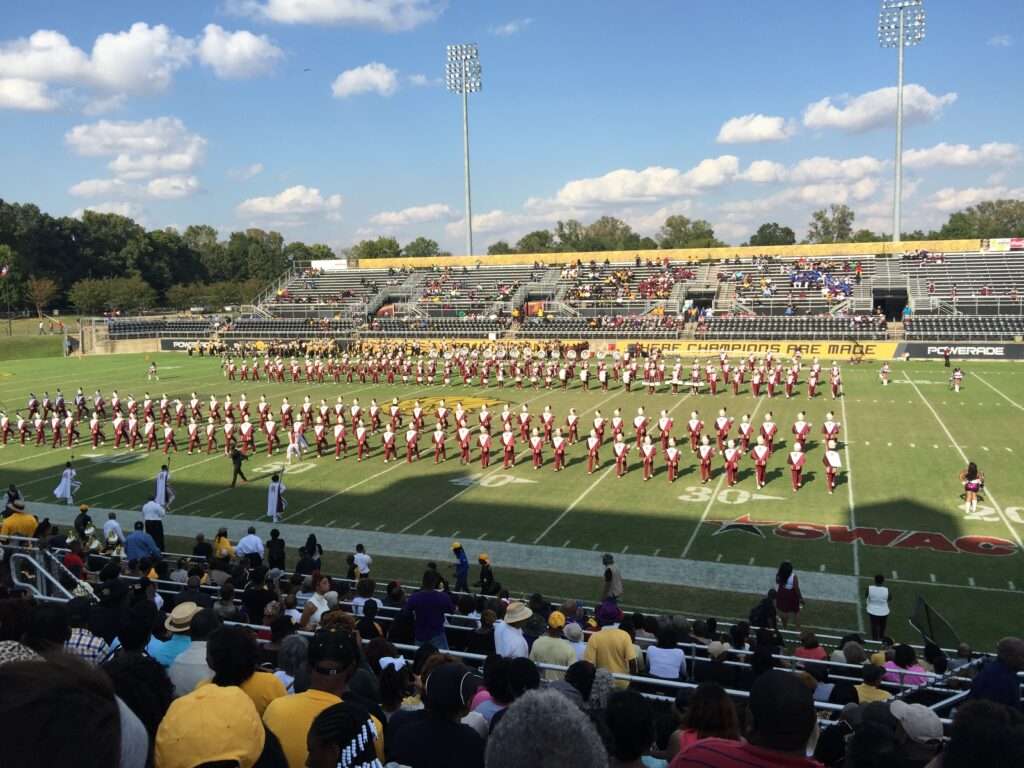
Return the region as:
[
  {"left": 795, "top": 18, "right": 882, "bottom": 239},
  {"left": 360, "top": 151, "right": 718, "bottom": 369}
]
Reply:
[{"left": 564, "top": 263, "right": 695, "bottom": 304}]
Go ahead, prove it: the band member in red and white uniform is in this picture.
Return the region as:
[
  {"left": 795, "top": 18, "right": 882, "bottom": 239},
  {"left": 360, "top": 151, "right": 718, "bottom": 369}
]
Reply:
[
  {"left": 806, "top": 368, "right": 819, "bottom": 399},
  {"left": 0, "top": 411, "right": 10, "bottom": 445},
  {"left": 541, "top": 406, "right": 555, "bottom": 443},
  {"left": 262, "top": 414, "right": 278, "bottom": 456},
  {"left": 598, "top": 363, "right": 609, "bottom": 391},
  {"left": 186, "top": 417, "right": 200, "bottom": 454},
  {"left": 784, "top": 366, "right": 797, "bottom": 399},
  {"left": 823, "top": 439, "right": 841, "bottom": 494},
  {"left": 443, "top": 419, "right": 463, "bottom": 463},
  {"left": 500, "top": 424, "right": 516, "bottom": 468},
  {"left": 500, "top": 404, "right": 513, "bottom": 433},
  {"left": 174, "top": 398, "right": 186, "bottom": 427},
  {"left": 633, "top": 407, "right": 648, "bottom": 443},
  {"left": 139, "top": 415, "right": 156, "bottom": 451},
  {"left": 16, "top": 413, "right": 28, "bottom": 445},
  {"left": 613, "top": 433, "right": 629, "bottom": 478},
  {"left": 751, "top": 369, "right": 763, "bottom": 398},
  {"left": 829, "top": 364, "right": 842, "bottom": 400},
  {"left": 333, "top": 418, "right": 347, "bottom": 460},
  {"left": 389, "top": 398, "right": 403, "bottom": 429},
  {"left": 49, "top": 412, "right": 62, "bottom": 449},
  {"left": 787, "top": 442, "right": 806, "bottom": 492},
  {"left": 109, "top": 390, "right": 120, "bottom": 418},
  {"left": 657, "top": 409, "right": 674, "bottom": 451},
  {"left": 766, "top": 366, "right": 781, "bottom": 398},
  {"left": 208, "top": 395, "right": 221, "bottom": 423},
  {"left": 723, "top": 439, "right": 741, "bottom": 486},
  {"left": 714, "top": 408, "right": 733, "bottom": 451},
  {"left": 622, "top": 365, "right": 633, "bottom": 392},
  {"left": 584, "top": 429, "right": 600, "bottom": 474},
  {"left": 478, "top": 427, "right": 492, "bottom": 468},
  {"left": 413, "top": 401, "right": 426, "bottom": 431},
  {"left": 317, "top": 398, "right": 329, "bottom": 425},
  {"left": 355, "top": 419, "right": 369, "bottom": 461},
  {"left": 279, "top": 397, "right": 293, "bottom": 429},
  {"left": 686, "top": 411, "right": 703, "bottom": 453},
  {"left": 731, "top": 367, "right": 743, "bottom": 396},
  {"left": 431, "top": 423, "right": 446, "bottom": 463},
  {"left": 670, "top": 361, "right": 683, "bottom": 394},
  {"left": 665, "top": 437, "right": 680, "bottom": 482},
  {"left": 750, "top": 436, "right": 770, "bottom": 489},
  {"left": 405, "top": 424, "right": 420, "bottom": 463},
  {"left": 951, "top": 367, "right": 964, "bottom": 393},
  {"left": 792, "top": 412, "right": 811, "bottom": 448},
  {"left": 688, "top": 364, "right": 701, "bottom": 396},
  {"left": 239, "top": 415, "right": 255, "bottom": 453},
  {"left": 204, "top": 417, "right": 217, "bottom": 454},
  {"left": 223, "top": 418, "right": 238, "bottom": 456},
  {"left": 226, "top": 358, "right": 237, "bottom": 380},
  {"left": 93, "top": 390, "right": 107, "bottom": 418},
  {"left": 822, "top": 411, "right": 841, "bottom": 445},
  {"left": 566, "top": 408, "right": 579, "bottom": 444},
  {"left": 62, "top": 413, "right": 77, "bottom": 448},
  {"left": 87, "top": 411, "right": 104, "bottom": 448},
  {"left": 607, "top": 408, "right": 621, "bottom": 441},
  {"left": 879, "top": 362, "right": 891, "bottom": 386},
  {"left": 640, "top": 435, "right": 657, "bottom": 481},
  {"left": 33, "top": 413, "right": 46, "bottom": 447},
  {"left": 300, "top": 396, "right": 313, "bottom": 427},
  {"left": 518, "top": 405, "right": 531, "bottom": 444},
  {"left": 350, "top": 398, "right": 363, "bottom": 428},
  {"left": 381, "top": 424, "right": 397, "bottom": 463},
  {"left": 126, "top": 413, "right": 141, "bottom": 450},
  {"left": 708, "top": 367, "right": 720, "bottom": 396},
  {"left": 162, "top": 421, "right": 178, "bottom": 454},
  {"left": 579, "top": 364, "right": 590, "bottom": 390},
  {"left": 529, "top": 427, "right": 544, "bottom": 469},
  {"left": 311, "top": 417, "right": 326, "bottom": 457},
  {"left": 365, "top": 399, "right": 379, "bottom": 432},
  {"left": 760, "top": 412, "right": 777, "bottom": 455},
  {"left": 552, "top": 428, "right": 567, "bottom": 471},
  {"left": 698, "top": 435, "right": 715, "bottom": 484}
]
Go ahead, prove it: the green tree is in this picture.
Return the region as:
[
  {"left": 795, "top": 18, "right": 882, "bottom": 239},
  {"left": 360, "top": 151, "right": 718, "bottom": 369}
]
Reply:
[
  {"left": 25, "top": 276, "right": 58, "bottom": 317},
  {"left": 307, "top": 243, "right": 336, "bottom": 261},
  {"left": 584, "top": 216, "right": 642, "bottom": 251},
  {"left": 851, "top": 228, "right": 887, "bottom": 243},
  {"left": 657, "top": 215, "right": 725, "bottom": 249},
  {"left": 350, "top": 236, "right": 401, "bottom": 261},
  {"left": 486, "top": 240, "right": 515, "bottom": 255},
  {"left": 68, "top": 278, "right": 112, "bottom": 314},
  {"left": 184, "top": 224, "right": 230, "bottom": 280},
  {"left": 747, "top": 222, "right": 796, "bottom": 246},
  {"left": 106, "top": 276, "right": 157, "bottom": 312},
  {"left": 806, "top": 204, "right": 855, "bottom": 244},
  {"left": 939, "top": 199, "right": 1024, "bottom": 239},
  {"left": 554, "top": 219, "right": 586, "bottom": 251},
  {"left": 402, "top": 237, "right": 443, "bottom": 258},
  {"left": 514, "top": 230, "right": 557, "bottom": 254}
]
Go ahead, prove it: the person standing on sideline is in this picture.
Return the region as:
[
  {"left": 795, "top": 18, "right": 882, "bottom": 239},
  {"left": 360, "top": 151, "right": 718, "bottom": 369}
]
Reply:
[
  {"left": 774, "top": 561, "right": 804, "bottom": 629},
  {"left": 452, "top": 542, "right": 470, "bottom": 593},
  {"left": 53, "top": 461, "right": 79, "bottom": 505},
  {"left": 230, "top": 447, "right": 248, "bottom": 487},
  {"left": 266, "top": 473, "right": 286, "bottom": 522},
  {"left": 353, "top": 543, "right": 372, "bottom": 579},
  {"left": 154, "top": 464, "right": 175, "bottom": 509},
  {"left": 601, "top": 553, "right": 624, "bottom": 603},
  {"left": 865, "top": 574, "right": 891, "bottom": 641},
  {"left": 960, "top": 461, "right": 984, "bottom": 516},
  {"left": 266, "top": 528, "right": 286, "bottom": 570},
  {"left": 141, "top": 495, "right": 167, "bottom": 551}
]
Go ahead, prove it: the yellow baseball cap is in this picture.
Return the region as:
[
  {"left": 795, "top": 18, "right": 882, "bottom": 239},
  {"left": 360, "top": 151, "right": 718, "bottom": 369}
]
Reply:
[
  {"left": 155, "top": 685, "right": 265, "bottom": 768},
  {"left": 547, "top": 610, "right": 567, "bottom": 630},
  {"left": 452, "top": 541, "right": 462, "bottom": 550},
  {"left": 478, "top": 553, "right": 490, "bottom": 564}
]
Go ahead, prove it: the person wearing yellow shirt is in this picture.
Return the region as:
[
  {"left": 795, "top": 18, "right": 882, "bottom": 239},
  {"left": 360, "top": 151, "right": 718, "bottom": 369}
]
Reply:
[
  {"left": 855, "top": 663, "right": 894, "bottom": 704},
  {"left": 199, "top": 626, "right": 287, "bottom": 716},
  {"left": 1, "top": 500, "right": 38, "bottom": 539},
  {"left": 264, "top": 628, "right": 385, "bottom": 768},
  {"left": 583, "top": 603, "right": 637, "bottom": 689}
]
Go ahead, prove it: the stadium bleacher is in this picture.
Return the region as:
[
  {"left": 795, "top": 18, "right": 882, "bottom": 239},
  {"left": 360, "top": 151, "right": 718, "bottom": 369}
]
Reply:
[
  {"left": 903, "top": 315, "right": 1024, "bottom": 341},
  {"left": 701, "top": 315, "right": 888, "bottom": 341}
]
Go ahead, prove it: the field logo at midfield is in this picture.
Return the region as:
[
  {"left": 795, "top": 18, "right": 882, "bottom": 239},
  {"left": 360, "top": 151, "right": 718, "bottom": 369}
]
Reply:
[
  {"left": 706, "top": 514, "right": 1018, "bottom": 556},
  {"left": 450, "top": 473, "right": 538, "bottom": 488},
  {"left": 398, "top": 396, "right": 505, "bottom": 416}
]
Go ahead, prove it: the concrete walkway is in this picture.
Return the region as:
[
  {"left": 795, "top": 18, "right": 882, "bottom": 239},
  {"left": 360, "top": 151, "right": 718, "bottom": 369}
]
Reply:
[{"left": 32, "top": 500, "right": 859, "bottom": 604}]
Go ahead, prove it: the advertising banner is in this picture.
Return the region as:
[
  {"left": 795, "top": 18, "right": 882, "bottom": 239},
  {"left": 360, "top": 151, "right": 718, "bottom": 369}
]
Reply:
[
  {"left": 602, "top": 339, "right": 900, "bottom": 361},
  {"left": 897, "top": 342, "right": 1024, "bottom": 360}
]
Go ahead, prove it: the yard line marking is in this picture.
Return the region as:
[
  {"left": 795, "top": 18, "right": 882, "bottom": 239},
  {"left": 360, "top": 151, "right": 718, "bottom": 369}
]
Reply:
[
  {"left": 479, "top": 532, "right": 488, "bottom": 540},
  {"left": 423, "top": 528, "right": 433, "bottom": 536},
  {"left": 621, "top": 545, "right": 629, "bottom": 554},
  {"left": 1010, "top": 581, "right": 1016, "bottom": 590},
  {"left": 506, "top": 535, "right": 515, "bottom": 542},
  {"left": 715, "top": 554, "right": 723, "bottom": 562},
  {"left": 909, "top": 443, "right": 916, "bottom": 448},
  {"left": 968, "top": 577, "right": 976, "bottom": 587},
  {"left": 747, "top": 556, "right": 755, "bottom": 565},
  {"left": 591, "top": 542, "right": 598, "bottom": 550},
  {"left": 327, "top": 519, "right": 337, "bottom": 527},
  {"left": 839, "top": 387, "right": 861, "bottom": 624},
  {"left": 903, "top": 372, "right": 1024, "bottom": 552},
  {"left": 929, "top": 573, "right": 936, "bottom": 583},
  {"left": 351, "top": 521, "right": 361, "bottom": 528},
  {"left": 653, "top": 548, "right": 660, "bottom": 556},
  {"left": 981, "top": 446, "right": 989, "bottom": 451},
  {"left": 375, "top": 523, "right": 385, "bottom": 531},
  {"left": 1007, "top": 447, "right": 1014, "bottom": 453},
  {"left": 171, "top": 485, "right": 235, "bottom": 514},
  {"left": 974, "top": 373, "right": 1024, "bottom": 410},
  {"left": 892, "top": 570, "right": 898, "bottom": 580},
  {"left": 451, "top": 530, "right": 460, "bottom": 538},
  {"left": 562, "top": 539, "right": 571, "bottom": 548},
  {"left": 819, "top": 564, "right": 826, "bottom": 572},
  {"left": 289, "top": 459, "right": 408, "bottom": 518},
  {"left": 533, "top": 466, "right": 615, "bottom": 543},
  {"left": 303, "top": 518, "right": 314, "bottom": 525},
  {"left": 231, "top": 511, "right": 246, "bottom": 518}
]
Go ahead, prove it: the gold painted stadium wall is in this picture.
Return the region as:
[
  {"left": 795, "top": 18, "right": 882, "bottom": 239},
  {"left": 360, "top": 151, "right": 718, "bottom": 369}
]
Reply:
[{"left": 355, "top": 239, "right": 981, "bottom": 270}]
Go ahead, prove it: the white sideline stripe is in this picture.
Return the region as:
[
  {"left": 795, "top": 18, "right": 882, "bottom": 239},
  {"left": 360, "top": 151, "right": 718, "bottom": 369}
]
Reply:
[
  {"left": 839, "top": 385, "right": 865, "bottom": 634},
  {"left": 902, "top": 372, "right": 1024, "bottom": 552},
  {"left": 681, "top": 394, "right": 766, "bottom": 560},
  {"left": 975, "top": 373, "right": 1024, "bottom": 412}
]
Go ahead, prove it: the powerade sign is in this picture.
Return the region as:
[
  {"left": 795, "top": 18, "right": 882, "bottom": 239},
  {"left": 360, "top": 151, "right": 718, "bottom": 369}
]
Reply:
[
  {"left": 159, "top": 340, "right": 192, "bottom": 351},
  {"left": 899, "top": 343, "right": 1024, "bottom": 360}
]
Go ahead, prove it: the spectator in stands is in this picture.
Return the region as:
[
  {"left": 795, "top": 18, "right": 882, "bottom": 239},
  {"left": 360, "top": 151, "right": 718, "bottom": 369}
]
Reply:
[
  {"left": 400, "top": 570, "right": 453, "bottom": 650},
  {"left": 236, "top": 526, "right": 265, "bottom": 566},
  {"left": 64, "top": 597, "right": 110, "bottom": 665},
  {"left": 22, "top": 603, "right": 71, "bottom": 656},
  {"left": 167, "top": 607, "right": 219, "bottom": 697},
  {"left": 603, "top": 689, "right": 656, "bottom": 768},
  {"left": 564, "top": 621, "right": 587, "bottom": 661},
  {"left": 465, "top": 608, "right": 497, "bottom": 657},
  {"left": 388, "top": 660, "right": 485, "bottom": 768},
  {"left": 353, "top": 543, "right": 372, "bottom": 578},
  {"left": 584, "top": 602, "right": 638, "bottom": 687},
  {"left": 774, "top": 561, "right": 803, "bottom": 629},
  {"left": 211, "top": 527, "right": 235, "bottom": 574},
  {"left": 646, "top": 625, "right": 687, "bottom": 685},
  {"left": 168, "top": 558, "right": 188, "bottom": 583},
  {"left": 969, "top": 636, "right": 1024, "bottom": 710},
  {"left": 865, "top": 574, "right": 891, "bottom": 641},
  {"left": 303, "top": 533, "right": 324, "bottom": 569},
  {"left": 102, "top": 650, "right": 173, "bottom": 764},
  {"left": 693, "top": 641, "right": 735, "bottom": 689},
  {"left": 125, "top": 521, "right": 160, "bottom": 562},
  {"left": 668, "top": 682, "right": 740, "bottom": 759},
  {"left": 494, "top": 601, "right": 532, "bottom": 659},
  {"left": 213, "top": 581, "right": 240, "bottom": 621},
  {"left": 267, "top": 528, "right": 287, "bottom": 569},
  {"left": 300, "top": 574, "right": 337, "bottom": 631},
  {"left": 202, "top": 625, "right": 287, "bottom": 715},
  {"left": 242, "top": 567, "right": 277, "bottom": 622},
  {"left": 192, "top": 532, "right": 212, "bottom": 561},
  {"left": 173, "top": 573, "right": 214, "bottom": 610},
  {"left": 942, "top": 700, "right": 1024, "bottom": 768},
  {"left": 529, "top": 610, "right": 577, "bottom": 681},
  {"left": 793, "top": 630, "right": 828, "bottom": 662},
  {"left": 472, "top": 655, "right": 512, "bottom": 725},
  {"left": 888, "top": 700, "right": 944, "bottom": 766},
  {"left": 670, "top": 670, "right": 819, "bottom": 768},
  {"left": 855, "top": 663, "right": 892, "bottom": 704},
  {"left": 306, "top": 701, "right": 385, "bottom": 768},
  {"left": 748, "top": 589, "right": 778, "bottom": 630},
  {"left": 884, "top": 644, "right": 929, "bottom": 688}
]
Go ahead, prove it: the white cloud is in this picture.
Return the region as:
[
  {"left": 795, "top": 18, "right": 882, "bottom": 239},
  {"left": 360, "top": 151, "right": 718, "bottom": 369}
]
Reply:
[
  {"left": 789, "top": 155, "right": 886, "bottom": 182},
  {"left": 408, "top": 73, "right": 440, "bottom": 87},
  {"left": 491, "top": 18, "right": 533, "bottom": 36},
  {"left": 197, "top": 24, "right": 283, "bottom": 79},
  {"left": 926, "top": 185, "right": 1024, "bottom": 212},
  {"left": 988, "top": 34, "right": 1012, "bottom": 48},
  {"left": 65, "top": 117, "right": 207, "bottom": 180},
  {"left": 903, "top": 142, "right": 1020, "bottom": 168},
  {"left": 228, "top": 162, "right": 265, "bottom": 180},
  {"left": 71, "top": 201, "right": 145, "bottom": 220},
  {"left": 740, "top": 160, "right": 788, "bottom": 183},
  {"left": 552, "top": 156, "right": 741, "bottom": 206},
  {"left": 716, "top": 113, "right": 795, "bottom": 144},
  {"left": 82, "top": 93, "right": 127, "bottom": 115},
  {"left": 238, "top": 0, "right": 443, "bottom": 31},
  {"left": 236, "top": 185, "right": 343, "bottom": 218},
  {"left": 370, "top": 202, "right": 453, "bottom": 227},
  {"left": 331, "top": 62, "right": 398, "bottom": 98},
  {"left": 0, "top": 78, "right": 57, "bottom": 110},
  {"left": 803, "top": 84, "right": 957, "bottom": 133},
  {"left": 88, "top": 23, "right": 194, "bottom": 92},
  {"left": 145, "top": 175, "right": 200, "bottom": 199},
  {"left": 68, "top": 178, "right": 129, "bottom": 197}
]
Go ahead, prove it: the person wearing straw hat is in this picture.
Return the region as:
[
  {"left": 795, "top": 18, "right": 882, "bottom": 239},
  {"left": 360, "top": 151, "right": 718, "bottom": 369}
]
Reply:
[
  {"left": 494, "top": 601, "right": 532, "bottom": 659},
  {"left": 0, "top": 499, "right": 37, "bottom": 538}
]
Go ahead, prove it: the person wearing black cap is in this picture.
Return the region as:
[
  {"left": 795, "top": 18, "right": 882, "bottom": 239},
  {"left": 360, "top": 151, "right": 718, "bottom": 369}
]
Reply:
[
  {"left": 671, "top": 669, "right": 820, "bottom": 768},
  {"left": 387, "top": 660, "right": 484, "bottom": 768}
]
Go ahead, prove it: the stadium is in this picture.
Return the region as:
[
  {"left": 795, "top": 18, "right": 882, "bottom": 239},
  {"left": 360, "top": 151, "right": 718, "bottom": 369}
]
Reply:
[{"left": 1, "top": 2, "right": 1023, "bottom": 768}]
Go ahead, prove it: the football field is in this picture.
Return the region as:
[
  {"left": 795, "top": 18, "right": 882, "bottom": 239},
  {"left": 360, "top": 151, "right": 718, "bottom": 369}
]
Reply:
[{"left": 2, "top": 351, "right": 1023, "bottom": 646}]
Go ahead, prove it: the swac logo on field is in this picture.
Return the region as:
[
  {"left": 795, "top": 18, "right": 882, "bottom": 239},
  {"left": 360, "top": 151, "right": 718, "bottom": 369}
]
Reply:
[{"left": 397, "top": 396, "right": 506, "bottom": 415}]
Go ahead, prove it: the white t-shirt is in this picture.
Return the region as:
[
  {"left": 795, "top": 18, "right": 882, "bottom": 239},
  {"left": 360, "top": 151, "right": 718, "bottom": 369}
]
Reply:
[
  {"left": 354, "top": 552, "right": 372, "bottom": 575},
  {"left": 646, "top": 646, "right": 686, "bottom": 680},
  {"left": 494, "top": 621, "right": 529, "bottom": 659},
  {"left": 866, "top": 585, "right": 890, "bottom": 616}
]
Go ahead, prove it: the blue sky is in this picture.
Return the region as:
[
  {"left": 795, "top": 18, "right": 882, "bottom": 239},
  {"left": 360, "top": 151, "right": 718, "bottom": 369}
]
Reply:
[{"left": 0, "top": 0, "right": 1021, "bottom": 252}]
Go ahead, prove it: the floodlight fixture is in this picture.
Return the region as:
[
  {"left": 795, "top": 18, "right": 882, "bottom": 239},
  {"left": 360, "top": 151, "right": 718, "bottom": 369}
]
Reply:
[{"left": 446, "top": 43, "right": 482, "bottom": 257}]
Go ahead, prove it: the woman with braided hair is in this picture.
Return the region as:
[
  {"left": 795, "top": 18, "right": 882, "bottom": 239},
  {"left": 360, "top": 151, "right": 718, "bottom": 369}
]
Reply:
[{"left": 306, "top": 702, "right": 384, "bottom": 768}]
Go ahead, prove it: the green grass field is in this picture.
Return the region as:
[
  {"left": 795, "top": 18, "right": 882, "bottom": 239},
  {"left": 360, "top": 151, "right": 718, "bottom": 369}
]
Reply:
[{"left": 2, "top": 351, "right": 1023, "bottom": 647}]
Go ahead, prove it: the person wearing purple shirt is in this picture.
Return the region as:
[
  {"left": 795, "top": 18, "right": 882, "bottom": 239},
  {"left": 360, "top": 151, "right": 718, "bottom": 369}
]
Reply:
[{"left": 405, "top": 570, "right": 455, "bottom": 650}]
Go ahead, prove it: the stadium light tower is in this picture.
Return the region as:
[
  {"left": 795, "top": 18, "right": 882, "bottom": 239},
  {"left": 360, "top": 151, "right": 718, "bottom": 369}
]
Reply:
[
  {"left": 446, "top": 43, "right": 482, "bottom": 257},
  {"left": 878, "top": 0, "right": 926, "bottom": 243}
]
